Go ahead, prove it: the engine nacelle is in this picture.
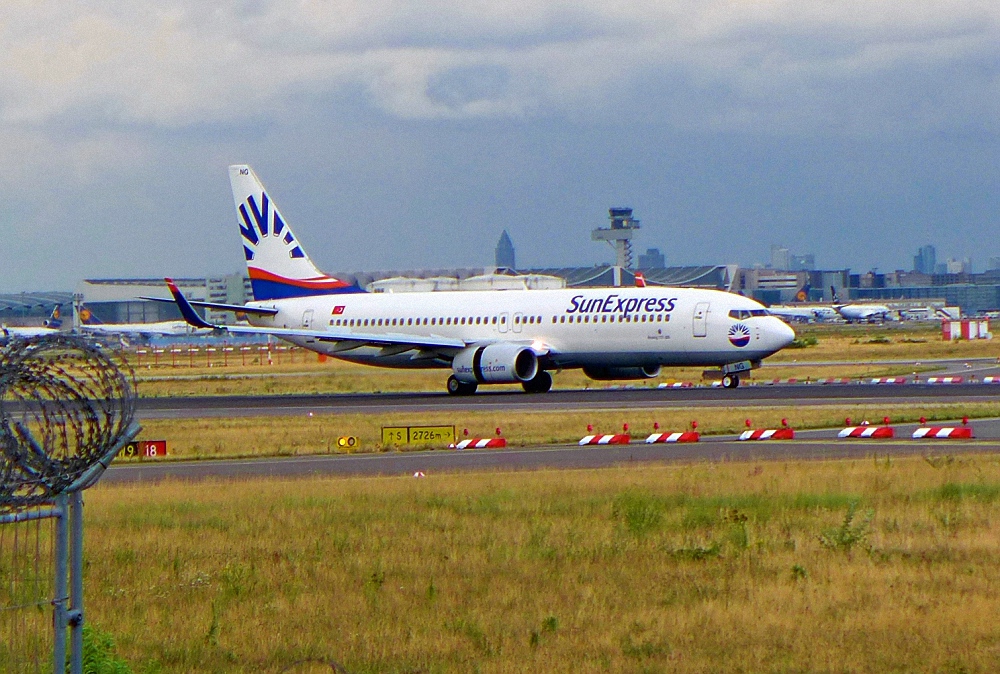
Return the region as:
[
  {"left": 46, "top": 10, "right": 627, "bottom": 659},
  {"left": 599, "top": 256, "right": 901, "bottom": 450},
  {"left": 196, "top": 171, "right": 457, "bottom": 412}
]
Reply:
[
  {"left": 452, "top": 343, "right": 539, "bottom": 384},
  {"left": 583, "top": 365, "right": 662, "bottom": 381}
]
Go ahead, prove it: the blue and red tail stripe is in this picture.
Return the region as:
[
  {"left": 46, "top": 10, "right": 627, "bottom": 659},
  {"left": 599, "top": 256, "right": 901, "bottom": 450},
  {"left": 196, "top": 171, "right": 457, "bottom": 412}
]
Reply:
[{"left": 247, "top": 267, "right": 363, "bottom": 300}]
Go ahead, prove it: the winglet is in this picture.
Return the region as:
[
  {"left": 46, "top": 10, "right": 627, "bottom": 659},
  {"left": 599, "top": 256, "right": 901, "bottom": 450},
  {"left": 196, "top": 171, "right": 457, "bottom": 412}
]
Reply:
[
  {"left": 635, "top": 271, "right": 647, "bottom": 288},
  {"left": 165, "top": 278, "right": 217, "bottom": 330}
]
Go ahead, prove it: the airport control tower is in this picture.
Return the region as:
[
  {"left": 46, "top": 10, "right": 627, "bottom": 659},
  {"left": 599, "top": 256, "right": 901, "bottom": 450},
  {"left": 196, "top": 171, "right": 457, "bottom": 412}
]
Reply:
[{"left": 591, "top": 207, "right": 640, "bottom": 269}]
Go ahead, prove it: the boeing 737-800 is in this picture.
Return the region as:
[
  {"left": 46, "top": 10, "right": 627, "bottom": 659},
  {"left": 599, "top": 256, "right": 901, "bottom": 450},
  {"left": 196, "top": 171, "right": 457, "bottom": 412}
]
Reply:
[{"left": 155, "top": 165, "right": 795, "bottom": 393}]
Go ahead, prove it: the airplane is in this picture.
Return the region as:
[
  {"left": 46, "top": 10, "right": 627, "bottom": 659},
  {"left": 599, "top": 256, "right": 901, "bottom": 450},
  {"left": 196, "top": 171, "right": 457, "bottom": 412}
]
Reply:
[
  {"left": 830, "top": 286, "right": 893, "bottom": 323},
  {"left": 152, "top": 165, "right": 796, "bottom": 393},
  {"left": 1, "top": 305, "right": 65, "bottom": 339},
  {"left": 767, "top": 285, "right": 839, "bottom": 323},
  {"left": 76, "top": 303, "right": 212, "bottom": 338}
]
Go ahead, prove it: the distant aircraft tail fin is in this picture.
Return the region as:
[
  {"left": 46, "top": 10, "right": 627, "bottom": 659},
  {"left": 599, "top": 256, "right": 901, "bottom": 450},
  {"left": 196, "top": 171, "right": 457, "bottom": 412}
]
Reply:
[
  {"left": 77, "top": 304, "right": 103, "bottom": 326},
  {"left": 634, "top": 271, "right": 647, "bottom": 288},
  {"left": 830, "top": 285, "right": 841, "bottom": 304},
  {"left": 794, "top": 283, "right": 811, "bottom": 302},
  {"left": 229, "top": 165, "right": 364, "bottom": 301},
  {"left": 44, "top": 305, "right": 63, "bottom": 329}
]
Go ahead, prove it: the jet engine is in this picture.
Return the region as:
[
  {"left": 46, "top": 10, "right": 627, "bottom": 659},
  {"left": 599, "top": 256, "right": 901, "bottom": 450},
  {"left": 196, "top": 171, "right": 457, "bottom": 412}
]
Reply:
[
  {"left": 582, "top": 365, "right": 662, "bottom": 381},
  {"left": 452, "top": 343, "right": 539, "bottom": 384}
]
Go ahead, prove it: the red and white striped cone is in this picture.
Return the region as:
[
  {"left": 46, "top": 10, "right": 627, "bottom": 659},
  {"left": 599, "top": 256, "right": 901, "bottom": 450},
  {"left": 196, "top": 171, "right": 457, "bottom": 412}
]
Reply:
[
  {"left": 578, "top": 434, "right": 631, "bottom": 445},
  {"left": 838, "top": 426, "right": 895, "bottom": 438},
  {"left": 911, "top": 427, "right": 974, "bottom": 439},
  {"left": 738, "top": 428, "right": 795, "bottom": 440},
  {"left": 645, "top": 432, "right": 700, "bottom": 444},
  {"left": 451, "top": 438, "right": 508, "bottom": 449}
]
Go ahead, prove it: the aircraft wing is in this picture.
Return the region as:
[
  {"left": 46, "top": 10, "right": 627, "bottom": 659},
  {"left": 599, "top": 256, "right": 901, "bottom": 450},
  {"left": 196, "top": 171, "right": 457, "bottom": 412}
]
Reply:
[
  {"left": 162, "top": 279, "right": 468, "bottom": 351},
  {"left": 139, "top": 295, "right": 279, "bottom": 316}
]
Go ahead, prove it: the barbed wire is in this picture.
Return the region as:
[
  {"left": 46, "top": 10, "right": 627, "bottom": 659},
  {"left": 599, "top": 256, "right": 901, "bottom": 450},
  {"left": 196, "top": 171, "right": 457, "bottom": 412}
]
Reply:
[{"left": 0, "top": 335, "right": 136, "bottom": 509}]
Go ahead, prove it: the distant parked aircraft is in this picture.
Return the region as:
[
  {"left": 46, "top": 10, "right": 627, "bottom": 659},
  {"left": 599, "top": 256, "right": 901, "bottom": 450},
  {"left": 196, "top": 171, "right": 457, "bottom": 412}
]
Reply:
[{"left": 76, "top": 303, "right": 211, "bottom": 338}]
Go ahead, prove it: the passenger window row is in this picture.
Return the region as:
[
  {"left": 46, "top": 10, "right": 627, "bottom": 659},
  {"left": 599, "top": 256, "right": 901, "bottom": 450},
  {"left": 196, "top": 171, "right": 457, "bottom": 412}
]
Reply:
[{"left": 327, "top": 313, "right": 669, "bottom": 327}]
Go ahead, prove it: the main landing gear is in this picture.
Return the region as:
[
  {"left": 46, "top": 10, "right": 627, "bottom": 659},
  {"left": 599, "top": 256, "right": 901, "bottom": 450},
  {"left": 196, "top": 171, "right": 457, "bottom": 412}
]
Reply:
[
  {"left": 721, "top": 374, "right": 741, "bottom": 389},
  {"left": 446, "top": 371, "right": 554, "bottom": 395},
  {"left": 447, "top": 375, "right": 478, "bottom": 396},
  {"left": 521, "top": 370, "right": 553, "bottom": 394}
]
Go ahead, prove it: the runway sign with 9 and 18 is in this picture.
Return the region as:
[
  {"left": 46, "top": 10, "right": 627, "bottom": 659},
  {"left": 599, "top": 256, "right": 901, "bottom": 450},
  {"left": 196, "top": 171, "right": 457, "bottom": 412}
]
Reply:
[{"left": 122, "top": 440, "right": 168, "bottom": 458}]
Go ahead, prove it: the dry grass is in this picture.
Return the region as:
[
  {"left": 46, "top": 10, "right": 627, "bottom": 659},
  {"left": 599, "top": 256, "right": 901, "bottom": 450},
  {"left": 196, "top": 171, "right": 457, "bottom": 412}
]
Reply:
[
  {"left": 131, "top": 403, "right": 1000, "bottom": 459},
  {"left": 84, "top": 455, "right": 1000, "bottom": 673}
]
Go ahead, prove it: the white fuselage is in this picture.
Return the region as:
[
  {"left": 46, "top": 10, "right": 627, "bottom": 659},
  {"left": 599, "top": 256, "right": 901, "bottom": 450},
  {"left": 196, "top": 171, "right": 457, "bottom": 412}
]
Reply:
[
  {"left": 245, "top": 286, "right": 795, "bottom": 370},
  {"left": 80, "top": 321, "right": 207, "bottom": 337}
]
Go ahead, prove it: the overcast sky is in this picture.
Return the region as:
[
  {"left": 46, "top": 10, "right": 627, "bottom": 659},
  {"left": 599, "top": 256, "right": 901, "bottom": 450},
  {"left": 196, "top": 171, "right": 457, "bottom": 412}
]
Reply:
[{"left": 1, "top": 1, "right": 998, "bottom": 292}]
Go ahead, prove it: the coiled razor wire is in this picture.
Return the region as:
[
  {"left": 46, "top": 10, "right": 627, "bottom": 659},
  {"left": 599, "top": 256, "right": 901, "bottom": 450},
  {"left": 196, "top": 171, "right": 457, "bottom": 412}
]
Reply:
[{"left": 0, "top": 335, "right": 136, "bottom": 509}]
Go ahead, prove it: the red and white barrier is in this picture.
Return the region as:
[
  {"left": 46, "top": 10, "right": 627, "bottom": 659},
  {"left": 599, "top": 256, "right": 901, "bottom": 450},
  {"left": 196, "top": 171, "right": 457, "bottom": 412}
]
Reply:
[
  {"left": 768, "top": 378, "right": 800, "bottom": 385},
  {"left": 450, "top": 438, "right": 507, "bottom": 449},
  {"left": 925, "top": 376, "right": 964, "bottom": 384},
  {"left": 579, "top": 434, "right": 631, "bottom": 446},
  {"left": 816, "top": 378, "right": 851, "bottom": 385},
  {"left": 912, "top": 427, "right": 974, "bottom": 439},
  {"left": 645, "top": 432, "right": 700, "bottom": 444},
  {"left": 870, "top": 377, "right": 907, "bottom": 384},
  {"left": 983, "top": 377, "right": 1000, "bottom": 384},
  {"left": 657, "top": 382, "right": 694, "bottom": 389},
  {"left": 739, "top": 428, "right": 795, "bottom": 440},
  {"left": 838, "top": 426, "right": 895, "bottom": 438}
]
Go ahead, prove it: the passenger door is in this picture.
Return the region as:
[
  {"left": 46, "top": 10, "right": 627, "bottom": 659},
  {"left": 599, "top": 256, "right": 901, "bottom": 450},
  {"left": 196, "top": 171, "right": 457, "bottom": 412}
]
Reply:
[
  {"left": 692, "top": 302, "right": 709, "bottom": 338},
  {"left": 513, "top": 312, "right": 524, "bottom": 334},
  {"left": 302, "top": 309, "right": 314, "bottom": 329},
  {"left": 499, "top": 312, "right": 509, "bottom": 334}
]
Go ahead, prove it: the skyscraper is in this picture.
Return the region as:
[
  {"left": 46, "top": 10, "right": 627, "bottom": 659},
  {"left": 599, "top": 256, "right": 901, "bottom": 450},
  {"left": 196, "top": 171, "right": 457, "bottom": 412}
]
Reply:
[
  {"left": 913, "top": 245, "right": 936, "bottom": 274},
  {"left": 495, "top": 230, "right": 516, "bottom": 269}
]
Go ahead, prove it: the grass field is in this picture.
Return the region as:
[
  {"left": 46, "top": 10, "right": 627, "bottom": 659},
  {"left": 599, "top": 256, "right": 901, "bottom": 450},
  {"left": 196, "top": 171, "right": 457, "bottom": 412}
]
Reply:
[
  {"left": 129, "top": 324, "right": 999, "bottom": 398},
  {"left": 131, "top": 402, "right": 1000, "bottom": 459},
  {"left": 84, "top": 455, "right": 1000, "bottom": 673}
]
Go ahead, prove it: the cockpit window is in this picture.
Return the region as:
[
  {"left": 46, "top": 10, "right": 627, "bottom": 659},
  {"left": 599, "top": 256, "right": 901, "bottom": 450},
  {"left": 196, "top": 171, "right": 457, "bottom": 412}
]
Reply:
[{"left": 729, "top": 309, "right": 770, "bottom": 319}]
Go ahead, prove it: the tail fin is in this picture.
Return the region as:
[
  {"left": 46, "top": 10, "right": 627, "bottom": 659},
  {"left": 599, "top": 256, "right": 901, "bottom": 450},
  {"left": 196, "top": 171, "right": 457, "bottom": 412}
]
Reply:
[
  {"left": 830, "top": 285, "right": 841, "bottom": 304},
  {"left": 634, "top": 271, "right": 647, "bottom": 288},
  {"left": 229, "top": 165, "right": 363, "bottom": 300},
  {"left": 77, "top": 304, "right": 102, "bottom": 326},
  {"left": 794, "top": 283, "right": 811, "bottom": 302},
  {"left": 44, "top": 305, "right": 63, "bottom": 329}
]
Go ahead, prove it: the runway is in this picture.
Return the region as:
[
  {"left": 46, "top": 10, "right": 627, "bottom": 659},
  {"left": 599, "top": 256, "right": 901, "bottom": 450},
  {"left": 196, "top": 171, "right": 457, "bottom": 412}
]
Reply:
[
  {"left": 105, "top": 418, "right": 1000, "bottom": 485},
  {"left": 136, "top": 382, "right": 1000, "bottom": 419}
]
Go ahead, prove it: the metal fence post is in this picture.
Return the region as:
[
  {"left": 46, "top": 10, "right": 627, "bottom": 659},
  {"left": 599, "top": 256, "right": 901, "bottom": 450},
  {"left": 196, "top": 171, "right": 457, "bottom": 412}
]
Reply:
[
  {"left": 70, "top": 490, "right": 85, "bottom": 674},
  {"left": 53, "top": 494, "right": 69, "bottom": 673}
]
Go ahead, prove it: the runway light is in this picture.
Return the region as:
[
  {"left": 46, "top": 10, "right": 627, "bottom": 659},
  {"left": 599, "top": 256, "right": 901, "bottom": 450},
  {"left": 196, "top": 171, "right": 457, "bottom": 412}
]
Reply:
[
  {"left": 920, "top": 416, "right": 926, "bottom": 424},
  {"left": 963, "top": 416, "right": 969, "bottom": 426},
  {"left": 745, "top": 419, "right": 752, "bottom": 428},
  {"left": 495, "top": 427, "right": 502, "bottom": 436},
  {"left": 463, "top": 428, "right": 469, "bottom": 437},
  {"left": 587, "top": 424, "right": 593, "bottom": 433},
  {"left": 781, "top": 418, "right": 788, "bottom": 427},
  {"left": 623, "top": 423, "right": 629, "bottom": 433},
  {"left": 653, "top": 422, "right": 660, "bottom": 431},
  {"left": 691, "top": 420, "right": 698, "bottom": 429},
  {"left": 883, "top": 416, "right": 890, "bottom": 425},
  {"left": 845, "top": 417, "right": 851, "bottom": 426}
]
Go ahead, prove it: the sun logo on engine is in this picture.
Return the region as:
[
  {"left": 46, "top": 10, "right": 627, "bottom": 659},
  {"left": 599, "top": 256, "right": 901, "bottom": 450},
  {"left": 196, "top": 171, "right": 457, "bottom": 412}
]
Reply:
[{"left": 728, "top": 323, "right": 751, "bottom": 347}]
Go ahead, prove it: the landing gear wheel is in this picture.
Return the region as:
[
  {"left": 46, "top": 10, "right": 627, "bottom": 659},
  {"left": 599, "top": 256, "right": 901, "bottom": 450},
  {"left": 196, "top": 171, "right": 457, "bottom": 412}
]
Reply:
[
  {"left": 521, "top": 370, "right": 553, "bottom": 394},
  {"left": 447, "top": 375, "right": 478, "bottom": 395},
  {"left": 722, "top": 374, "right": 740, "bottom": 389}
]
